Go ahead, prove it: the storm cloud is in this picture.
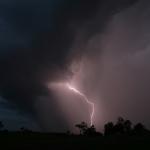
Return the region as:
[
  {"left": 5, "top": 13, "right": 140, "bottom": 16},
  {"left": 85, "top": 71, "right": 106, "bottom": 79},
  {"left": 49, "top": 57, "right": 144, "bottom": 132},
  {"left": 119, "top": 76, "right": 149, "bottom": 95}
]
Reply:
[{"left": 0, "top": 0, "right": 140, "bottom": 131}]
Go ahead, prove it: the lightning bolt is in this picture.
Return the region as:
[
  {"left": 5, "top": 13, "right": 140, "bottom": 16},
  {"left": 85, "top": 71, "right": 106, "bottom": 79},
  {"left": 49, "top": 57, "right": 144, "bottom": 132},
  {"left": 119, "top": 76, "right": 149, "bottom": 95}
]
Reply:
[{"left": 66, "top": 83, "right": 95, "bottom": 126}]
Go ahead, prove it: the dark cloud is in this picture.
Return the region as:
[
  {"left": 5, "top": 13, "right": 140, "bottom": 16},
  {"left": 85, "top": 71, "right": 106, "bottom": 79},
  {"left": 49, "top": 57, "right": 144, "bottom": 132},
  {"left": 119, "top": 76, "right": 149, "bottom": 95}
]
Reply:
[
  {"left": 73, "top": 0, "right": 150, "bottom": 130},
  {"left": 0, "top": 0, "right": 138, "bottom": 131}
]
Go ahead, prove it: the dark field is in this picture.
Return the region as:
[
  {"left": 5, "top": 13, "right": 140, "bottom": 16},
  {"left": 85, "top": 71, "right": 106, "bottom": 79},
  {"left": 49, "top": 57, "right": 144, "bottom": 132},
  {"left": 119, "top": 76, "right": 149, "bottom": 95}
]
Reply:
[{"left": 0, "top": 132, "right": 150, "bottom": 150}]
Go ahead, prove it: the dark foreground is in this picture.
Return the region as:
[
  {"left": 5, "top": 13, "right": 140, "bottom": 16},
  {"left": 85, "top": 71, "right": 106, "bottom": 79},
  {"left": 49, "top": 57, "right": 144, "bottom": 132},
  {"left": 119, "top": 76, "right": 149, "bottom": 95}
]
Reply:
[{"left": 0, "top": 132, "right": 150, "bottom": 150}]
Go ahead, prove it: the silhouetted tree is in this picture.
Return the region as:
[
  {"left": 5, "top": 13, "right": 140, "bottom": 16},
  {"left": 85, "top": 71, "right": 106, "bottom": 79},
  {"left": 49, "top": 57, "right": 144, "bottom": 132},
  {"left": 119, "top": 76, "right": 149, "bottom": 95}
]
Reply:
[
  {"left": 75, "top": 122, "right": 99, "bottom": 136},
  {"left": 76, "top": 118, "right": 150, "bottom": 138},
  {"left": 117, "top": 117, "right": 125, "bottom": 124},
  {"left": 124, "top": 120, "right": 132, "bottom": 133},
  {"left": 113, "top": 117, "right": 125, "bottom": 134},
  {"left": 104, "top": 122, "right": 114, "bottom": 136},
  {"left": 104, "top": 117, "right": 133, "bottom": 136},
  {"left": 133, "top": 123, "right": 146, "bottom": 135},
  {"left": 75, "top": 122, "right": 88, "bottom": 135},
  {"left": 84, "top": 125, "right": 97, "bottom": 136}
]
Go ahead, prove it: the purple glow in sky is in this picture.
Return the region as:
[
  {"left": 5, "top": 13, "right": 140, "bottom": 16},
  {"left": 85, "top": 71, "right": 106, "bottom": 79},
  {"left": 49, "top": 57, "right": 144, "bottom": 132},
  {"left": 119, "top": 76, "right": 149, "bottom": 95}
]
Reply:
[
  {"left": 67, "top": 83, "right": 95, "bottom": 126},
  {"left": 48, "top": 81, "right": 95, "bottom": 127}
]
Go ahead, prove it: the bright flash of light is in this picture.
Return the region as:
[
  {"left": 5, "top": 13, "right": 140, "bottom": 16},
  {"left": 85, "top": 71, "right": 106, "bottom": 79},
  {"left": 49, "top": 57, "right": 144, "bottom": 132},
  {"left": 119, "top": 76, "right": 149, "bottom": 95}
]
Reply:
[{"left": 66, "top": 83, "right": 95, "bottom": 126}]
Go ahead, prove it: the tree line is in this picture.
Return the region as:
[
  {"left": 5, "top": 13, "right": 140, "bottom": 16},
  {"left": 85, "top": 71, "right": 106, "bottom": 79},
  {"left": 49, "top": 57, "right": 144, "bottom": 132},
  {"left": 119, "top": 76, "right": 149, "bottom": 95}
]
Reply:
[
  {"left": 75, "top": 117, "right": 150, "bottom": 136},
  {"left": 0, "top": 117, "right": 150, "bottom": 137}
]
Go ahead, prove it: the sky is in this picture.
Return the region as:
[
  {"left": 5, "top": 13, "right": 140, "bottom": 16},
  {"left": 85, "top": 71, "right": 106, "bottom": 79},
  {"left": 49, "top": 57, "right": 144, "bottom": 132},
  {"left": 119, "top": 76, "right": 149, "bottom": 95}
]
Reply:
[{"left": 0, "top": 0, "right": 150, "bottom": 132}]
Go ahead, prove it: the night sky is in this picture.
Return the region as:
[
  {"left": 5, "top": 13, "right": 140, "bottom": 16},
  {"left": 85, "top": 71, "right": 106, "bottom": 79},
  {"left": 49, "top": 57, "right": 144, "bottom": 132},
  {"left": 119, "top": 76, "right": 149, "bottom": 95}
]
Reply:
[{"left": 0, "top": 0, "right": 150, "bottom": 132}]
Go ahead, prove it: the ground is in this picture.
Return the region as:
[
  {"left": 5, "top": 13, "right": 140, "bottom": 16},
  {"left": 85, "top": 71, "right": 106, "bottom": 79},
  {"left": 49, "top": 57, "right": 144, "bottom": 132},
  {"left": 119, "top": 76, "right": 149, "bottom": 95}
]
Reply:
[{"left": 0, "top": 132, "right": 150, "bottom": 150}]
